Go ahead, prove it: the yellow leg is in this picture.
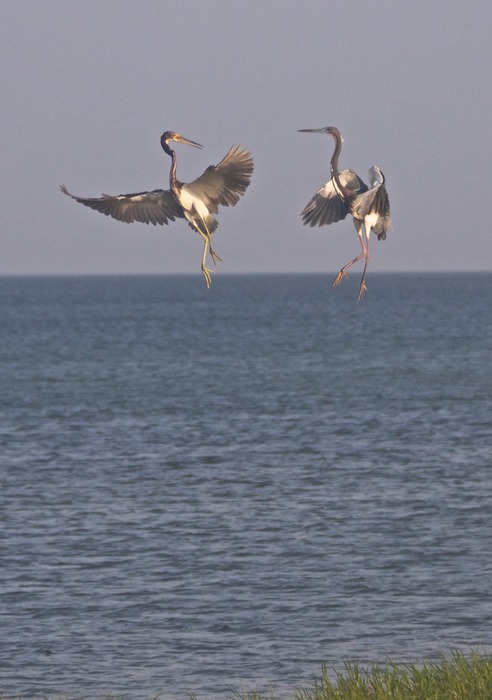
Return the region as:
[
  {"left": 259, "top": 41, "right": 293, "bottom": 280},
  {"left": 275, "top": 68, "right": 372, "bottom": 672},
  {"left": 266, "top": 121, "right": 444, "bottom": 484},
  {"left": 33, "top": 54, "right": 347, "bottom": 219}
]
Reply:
[
  {"left": 192, "top": 222, "right": 214, "bottom": 288},
  {"left": 199, "top": 217, "right": 222, "bottom": 267},
  {"left": 199, "top": 233, "right": 214, "bottom": 288}
]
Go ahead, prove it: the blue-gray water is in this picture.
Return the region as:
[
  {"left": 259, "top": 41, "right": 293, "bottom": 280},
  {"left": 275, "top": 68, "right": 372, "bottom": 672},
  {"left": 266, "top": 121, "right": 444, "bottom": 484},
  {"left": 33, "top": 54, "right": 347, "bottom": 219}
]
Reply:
[{"left": 1, "top": 273, "right": 491, "bottom": 699}]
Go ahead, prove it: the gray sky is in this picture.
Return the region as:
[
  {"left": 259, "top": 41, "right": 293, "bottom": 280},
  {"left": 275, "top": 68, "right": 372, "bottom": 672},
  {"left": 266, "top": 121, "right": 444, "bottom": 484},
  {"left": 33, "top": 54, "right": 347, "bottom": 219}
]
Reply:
[{"left": 1, "top": 0, "right": 491, "bottom": 275}]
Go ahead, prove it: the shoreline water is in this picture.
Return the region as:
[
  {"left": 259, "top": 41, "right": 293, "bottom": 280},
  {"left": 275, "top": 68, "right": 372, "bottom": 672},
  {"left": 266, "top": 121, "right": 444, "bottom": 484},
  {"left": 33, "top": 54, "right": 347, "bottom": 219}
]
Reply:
[{"left": 1, "top": 651, "right": 491, "bottom": 700}]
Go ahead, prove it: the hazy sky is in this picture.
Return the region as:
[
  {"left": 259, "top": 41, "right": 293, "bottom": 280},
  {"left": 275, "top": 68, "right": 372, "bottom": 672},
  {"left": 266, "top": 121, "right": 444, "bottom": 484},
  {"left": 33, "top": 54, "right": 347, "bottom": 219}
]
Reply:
[{"left": 1, "top": 0, "right": 491, "bottom": 275}]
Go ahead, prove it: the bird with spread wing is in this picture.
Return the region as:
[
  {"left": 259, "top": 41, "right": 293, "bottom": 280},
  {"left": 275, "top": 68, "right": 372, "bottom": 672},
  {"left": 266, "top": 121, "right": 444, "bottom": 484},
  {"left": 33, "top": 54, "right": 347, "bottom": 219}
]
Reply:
[{"left": 61, "top": 131, "right": 254, "bottom": 287}]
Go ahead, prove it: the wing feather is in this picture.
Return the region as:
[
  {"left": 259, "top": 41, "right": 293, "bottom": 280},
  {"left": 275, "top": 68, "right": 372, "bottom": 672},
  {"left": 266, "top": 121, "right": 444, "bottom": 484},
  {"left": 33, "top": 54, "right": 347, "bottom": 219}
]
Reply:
[
  {"left": 350, "top": 167, "right": 391, "bottom": 240},
  {"left": 60, "top": 185, "right": 183, "bottom": 226},
  {"left": 301, "top": 169, "right": 366, "bottom": 227},
  {"left": 184, "top": 146, "right": 254, "bottom": 214}
]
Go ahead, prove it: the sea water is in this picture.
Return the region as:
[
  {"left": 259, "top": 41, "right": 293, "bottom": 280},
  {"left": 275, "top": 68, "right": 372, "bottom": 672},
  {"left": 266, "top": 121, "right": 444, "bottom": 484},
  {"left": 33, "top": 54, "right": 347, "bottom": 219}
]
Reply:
[{"left": 0, "top": 273, "right": 491, "bottom": 698}]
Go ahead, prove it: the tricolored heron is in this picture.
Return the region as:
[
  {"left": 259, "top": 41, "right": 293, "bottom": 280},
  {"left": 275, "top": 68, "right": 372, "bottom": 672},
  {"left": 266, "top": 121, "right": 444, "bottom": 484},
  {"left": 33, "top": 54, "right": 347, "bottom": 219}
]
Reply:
[
  {"left": 61, "top": 131, "right": 254, "bottom": 287},
  {"left": 299, "top": 126, "right": 391, "bottom": 301}
]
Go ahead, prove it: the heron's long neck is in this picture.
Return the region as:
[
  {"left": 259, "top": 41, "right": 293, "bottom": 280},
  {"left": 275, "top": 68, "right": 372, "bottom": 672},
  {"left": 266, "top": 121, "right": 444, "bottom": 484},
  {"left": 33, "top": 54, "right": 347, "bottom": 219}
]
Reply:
[
  {"left": 330, "top": 136, "right": 352, "bottom": 200},
  {"left": 168, "top": 149, "right": 179, "bottom": 195}
]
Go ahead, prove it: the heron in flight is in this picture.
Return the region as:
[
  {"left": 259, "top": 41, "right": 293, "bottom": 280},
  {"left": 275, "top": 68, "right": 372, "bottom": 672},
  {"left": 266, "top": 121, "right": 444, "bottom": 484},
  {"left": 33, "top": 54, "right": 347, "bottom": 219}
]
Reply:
[
  {"left": 299, "top": 126, "right": 391, "bottom": 301},
  {"left": 61, "top": 131, "right": 254, "bottom": 287}
]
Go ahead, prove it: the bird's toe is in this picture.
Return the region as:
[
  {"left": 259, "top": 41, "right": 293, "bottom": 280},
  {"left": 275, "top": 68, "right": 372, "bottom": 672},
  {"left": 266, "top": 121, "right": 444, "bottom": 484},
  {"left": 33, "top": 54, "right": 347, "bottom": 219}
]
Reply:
[
  {"left": 209, "top": 248, "right": 223, "bottom": 267},
  {"left": 201, "top": 266, "right": 214, "bottom": 288},
  {"left": 333, "top": 269, "right": 349, "bottom": 288},
  {"left": 357, "top": 282, "right": 368, "bottom": 302}
]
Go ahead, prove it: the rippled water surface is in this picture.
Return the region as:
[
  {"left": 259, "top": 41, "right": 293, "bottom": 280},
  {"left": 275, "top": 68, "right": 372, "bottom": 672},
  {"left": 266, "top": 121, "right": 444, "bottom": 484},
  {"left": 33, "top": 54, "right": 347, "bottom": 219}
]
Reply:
[{"left": 1, "top": 274, "right": 491, "bottom": 698}]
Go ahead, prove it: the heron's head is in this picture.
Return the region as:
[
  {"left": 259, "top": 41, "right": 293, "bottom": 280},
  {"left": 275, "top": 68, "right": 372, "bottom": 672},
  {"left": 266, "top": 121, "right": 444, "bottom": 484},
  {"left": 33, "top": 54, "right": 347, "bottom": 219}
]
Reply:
[
  {"left": 298, "top": 126, "right": 343, "bottom": 143},
  {"left": 160, "top": 131, "right": 203, "bottom": 151}
]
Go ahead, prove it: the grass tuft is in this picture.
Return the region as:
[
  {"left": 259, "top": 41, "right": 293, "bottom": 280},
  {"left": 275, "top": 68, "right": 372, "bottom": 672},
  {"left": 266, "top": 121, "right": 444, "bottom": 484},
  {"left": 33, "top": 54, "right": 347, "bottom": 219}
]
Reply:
[
  {"left": 238, "top": 650, "right": 492, "bottom": 700},
  {"left": 308, "top": 650, "right": 492, "bottom": 700}
]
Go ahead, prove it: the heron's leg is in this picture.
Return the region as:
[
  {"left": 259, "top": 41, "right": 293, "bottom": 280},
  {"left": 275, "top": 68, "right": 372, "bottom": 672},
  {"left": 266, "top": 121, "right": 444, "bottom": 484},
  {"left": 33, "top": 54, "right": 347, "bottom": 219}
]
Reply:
[
  {"left": 200, "top": 236, "right": 213, "bottom": 288},
  {"left": 199, "top": 217, "right": 222, "bottom": 267},
  {"left": 193, "top": 223, "right": 214, "bottom": 288},
  {"left": 356, "top": 223, "right": 371, "bottom": 302},
  {"left": 357, "top": 253, "right": 369, "bottom": 302},
  {"left": 333, "top": 220, "right": 367, "bottom": 288}
]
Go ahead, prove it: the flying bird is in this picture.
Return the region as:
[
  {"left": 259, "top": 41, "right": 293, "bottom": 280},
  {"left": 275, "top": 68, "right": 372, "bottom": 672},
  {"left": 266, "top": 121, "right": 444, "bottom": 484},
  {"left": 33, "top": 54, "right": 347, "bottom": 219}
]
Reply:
[
  {"left": 61, "top": 131, "right": 254, "bottom": 287},
  {"left": 299, "top": 126, "right": 391, "bottom": 301}
]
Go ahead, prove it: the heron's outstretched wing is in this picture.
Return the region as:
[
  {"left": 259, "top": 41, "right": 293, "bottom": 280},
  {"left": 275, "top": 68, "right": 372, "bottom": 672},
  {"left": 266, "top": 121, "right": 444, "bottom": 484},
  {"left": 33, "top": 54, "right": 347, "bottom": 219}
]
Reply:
[
  {"left": 301, "top": 169, "right": 366, "bottom": 227},
  {"left": 60, "top": 185, "right": 183, "bottom": 226},
  {"left": 301, "top": 179, "right": 349, "bottom": 226},
  {"left": 184, "top": 146, "right": 254, "bottom": 214}
]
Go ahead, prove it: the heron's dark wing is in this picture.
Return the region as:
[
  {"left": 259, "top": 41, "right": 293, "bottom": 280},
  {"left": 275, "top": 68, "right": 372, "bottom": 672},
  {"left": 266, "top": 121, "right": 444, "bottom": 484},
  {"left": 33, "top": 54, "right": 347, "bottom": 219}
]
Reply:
[
  {"left": 60, "top": 185, "right": 183, "bottom": 226},
  {"left": 184, "top": 146, "right": 254, "bottom": 214},
  {"left": 301, "top": 169, "right": 364, "bottom": 227},
  {"left": 301, "top": 180, "right": 348, "bottom": 226}
]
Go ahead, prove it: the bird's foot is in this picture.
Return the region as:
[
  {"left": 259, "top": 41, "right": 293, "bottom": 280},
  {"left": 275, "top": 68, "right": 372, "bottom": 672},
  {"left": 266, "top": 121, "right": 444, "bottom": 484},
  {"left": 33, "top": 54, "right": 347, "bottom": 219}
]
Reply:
[
  {"left": 357, "top": 281, "right": 367, "bottom": 302},
  {"left": 209, "top": 247, "right": 223, "bottom": 267},
  {"left": 201, "top": 265, "right": 214, "bottom": 288},
  {"left": 333, "top": 269, "right": 349, "bottom": 288}
]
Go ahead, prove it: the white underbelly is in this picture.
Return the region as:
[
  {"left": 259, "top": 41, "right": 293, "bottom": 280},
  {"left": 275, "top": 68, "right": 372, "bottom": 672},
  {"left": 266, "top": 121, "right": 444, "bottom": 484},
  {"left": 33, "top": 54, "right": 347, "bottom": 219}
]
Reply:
[
  {"left": 365, "top": 211, "right": 380, "bottom": 231},
  {"left": 178, "top": 187, "right": 209, "bottom": 219}
]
